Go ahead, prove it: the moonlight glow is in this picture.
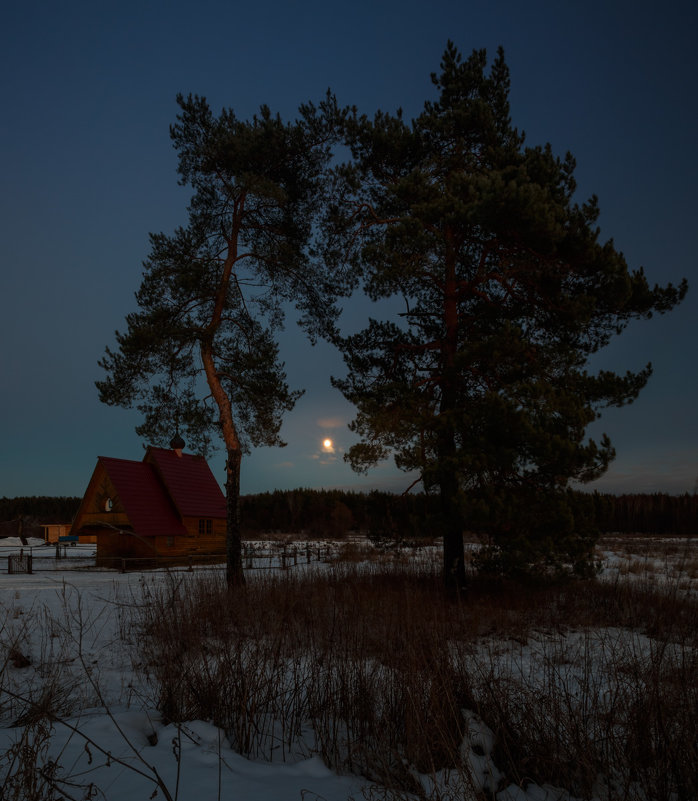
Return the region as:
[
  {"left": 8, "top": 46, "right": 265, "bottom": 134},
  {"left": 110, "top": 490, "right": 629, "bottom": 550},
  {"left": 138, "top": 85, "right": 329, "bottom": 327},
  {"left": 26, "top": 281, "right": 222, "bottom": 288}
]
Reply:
[{"left": 323, "top": 438, "right": 333, "bottom": 449}]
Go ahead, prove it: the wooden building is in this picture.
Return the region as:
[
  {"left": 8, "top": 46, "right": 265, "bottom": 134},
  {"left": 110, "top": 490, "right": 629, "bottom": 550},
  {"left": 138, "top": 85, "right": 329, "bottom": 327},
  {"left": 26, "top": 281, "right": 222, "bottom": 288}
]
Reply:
[
  {"left": 70, "top": 445, "right": 227, "bottom": 564},
  {"left": 41, "top": 523, "right": 89, "bottom": 544}
]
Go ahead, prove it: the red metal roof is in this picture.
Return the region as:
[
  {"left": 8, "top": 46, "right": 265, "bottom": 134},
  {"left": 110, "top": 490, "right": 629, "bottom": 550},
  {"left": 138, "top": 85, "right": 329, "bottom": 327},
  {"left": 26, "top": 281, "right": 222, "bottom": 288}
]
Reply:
[
  {"left": 98, "top": 457, "right": 187, "bottom": 537},
  {"left": 145, "top": 447, "right": 227, "bottom": 519}
]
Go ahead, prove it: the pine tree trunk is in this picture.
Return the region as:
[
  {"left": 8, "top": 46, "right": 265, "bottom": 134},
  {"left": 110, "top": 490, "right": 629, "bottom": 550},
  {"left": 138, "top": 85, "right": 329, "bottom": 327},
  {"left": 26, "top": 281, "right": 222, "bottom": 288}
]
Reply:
[
  {"left": 200, "top": 337, "right": 245, "bottom": 588},
  {"left": 225, "top": 447, "right": 245, "bottom": 587},
  {"left": 438, "top": 436, "right": 467, "bottom": 593},
  {"left": 439, "top": 239, "right": 467, "bottom": 593}
]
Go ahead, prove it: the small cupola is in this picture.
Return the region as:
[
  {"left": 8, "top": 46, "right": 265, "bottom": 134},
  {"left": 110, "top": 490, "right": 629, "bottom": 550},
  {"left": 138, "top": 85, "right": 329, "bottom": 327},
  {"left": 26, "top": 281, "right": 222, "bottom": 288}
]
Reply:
[{"left": 169, "top": 433, "right": 185, "bottom": 458}]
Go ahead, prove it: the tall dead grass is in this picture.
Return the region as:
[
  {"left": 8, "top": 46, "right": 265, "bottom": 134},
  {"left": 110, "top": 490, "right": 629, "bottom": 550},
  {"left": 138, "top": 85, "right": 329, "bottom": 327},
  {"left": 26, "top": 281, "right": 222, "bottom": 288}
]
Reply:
[
  {"left": 133, "top": 563, "right": 698, "bottom": 800},
  {"left": 0, "top": 586, "right": 178, "bottom": 801}
]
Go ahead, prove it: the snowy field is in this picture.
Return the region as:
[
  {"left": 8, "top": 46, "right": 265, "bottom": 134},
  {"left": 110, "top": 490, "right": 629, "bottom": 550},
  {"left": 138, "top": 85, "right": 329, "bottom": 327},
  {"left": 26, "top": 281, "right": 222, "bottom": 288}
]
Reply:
[
  {"left": 0, "top": 534, "right": 696, "bottom": 801},
  {"left": 0, "top": 543, "right": 367, "bottom": 801}
]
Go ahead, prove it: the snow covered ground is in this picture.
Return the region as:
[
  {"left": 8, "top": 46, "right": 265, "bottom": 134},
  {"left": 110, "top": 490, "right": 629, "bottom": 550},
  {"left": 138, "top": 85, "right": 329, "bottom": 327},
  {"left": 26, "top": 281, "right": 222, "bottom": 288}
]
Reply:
[
  {"left": 0, "top": 536, "right": 695, "bottom": 800},
  {"left": 0, "top": 562, "right": 372, "bottom": 800}
]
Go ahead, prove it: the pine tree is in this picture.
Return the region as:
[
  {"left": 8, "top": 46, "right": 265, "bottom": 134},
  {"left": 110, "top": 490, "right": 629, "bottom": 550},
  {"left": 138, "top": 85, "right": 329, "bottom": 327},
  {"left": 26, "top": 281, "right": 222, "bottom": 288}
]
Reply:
[
  {"left": 97, "top": 94, "right": 341, "bottom": 585},
  {"left": 324, "top": 44, "right": 687, "bottom": 586}
]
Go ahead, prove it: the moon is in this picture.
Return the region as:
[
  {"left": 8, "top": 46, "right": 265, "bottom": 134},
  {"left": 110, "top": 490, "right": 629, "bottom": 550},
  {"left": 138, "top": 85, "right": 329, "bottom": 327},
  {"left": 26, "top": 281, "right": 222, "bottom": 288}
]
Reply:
[{"left": 323, "top": 438, "right": 333, "bottom": 449}]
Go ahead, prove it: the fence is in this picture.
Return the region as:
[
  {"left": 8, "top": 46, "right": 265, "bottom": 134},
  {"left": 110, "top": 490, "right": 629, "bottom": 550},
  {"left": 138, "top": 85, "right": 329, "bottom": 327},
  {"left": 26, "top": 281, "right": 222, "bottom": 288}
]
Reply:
[
  {"left": 1, "top": 544, "right": 93, "bottom": 574},
  {"left": 96, "top": 552, "right": 225, "bottom": 573},
  {"left": 0, "top": 539, "right": 372, "bottom": 573},
  {"left": 96, "top": 544, "right": 333, "bottom": 573},
  {"left": 3, "top": 540, "right": 440, "bottom": 576},
  {"left": 2, "top": 542, "right": 338, "bottom": 575},
  {"left": 8, "top": 554, "right": 32, "bottom": 574}
]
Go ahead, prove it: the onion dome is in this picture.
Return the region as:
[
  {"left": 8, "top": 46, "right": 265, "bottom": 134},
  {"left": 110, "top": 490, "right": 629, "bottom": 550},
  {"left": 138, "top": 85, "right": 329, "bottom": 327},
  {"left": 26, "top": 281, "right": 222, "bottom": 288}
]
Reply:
[{"left": 169, "top": 433, "right": 185, "bottom": 452}]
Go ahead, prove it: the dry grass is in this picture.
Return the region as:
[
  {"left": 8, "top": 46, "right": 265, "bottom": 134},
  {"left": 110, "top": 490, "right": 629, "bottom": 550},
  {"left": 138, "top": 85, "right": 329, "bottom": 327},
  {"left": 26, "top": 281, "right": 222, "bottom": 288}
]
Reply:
[
  {"left": 598, "top": 535, "right": 698, "bottom": 585},
  {"left": 0, "top": 586, "right": 181, "bottom": 801},
  {"left": 133, "top": 561, "right": 698, "bottom": 800},
  {"left": 1, "top": 535, "right": 695, "bottom": 800},
  {"left": 0, "top": 599, "right": 84, "bottom": 800}
]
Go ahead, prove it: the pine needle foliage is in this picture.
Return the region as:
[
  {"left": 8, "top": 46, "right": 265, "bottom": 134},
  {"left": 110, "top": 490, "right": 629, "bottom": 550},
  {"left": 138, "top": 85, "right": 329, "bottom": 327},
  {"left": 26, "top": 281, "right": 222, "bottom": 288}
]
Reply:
[
  {"left": 97, "top": 93, "right": 344, "bottom": 584},
  {"left": 323, "top": 43, "right": 687, "bottom": 586}
]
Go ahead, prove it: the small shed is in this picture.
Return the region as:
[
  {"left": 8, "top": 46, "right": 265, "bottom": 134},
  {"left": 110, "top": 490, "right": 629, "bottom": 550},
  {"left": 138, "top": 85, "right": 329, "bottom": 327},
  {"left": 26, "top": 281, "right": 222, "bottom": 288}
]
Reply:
[
  {"left": 41, "top": 523, "right": 85, "bottom": 544},
  {"left": 70, "top": 445, "right": 227, "bottom": 565}
]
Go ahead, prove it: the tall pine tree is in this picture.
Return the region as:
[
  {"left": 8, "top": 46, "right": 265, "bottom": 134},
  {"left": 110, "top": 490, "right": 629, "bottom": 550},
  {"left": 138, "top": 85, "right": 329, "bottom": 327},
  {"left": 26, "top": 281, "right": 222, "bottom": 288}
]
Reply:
[
  {"left": 324, "top": 44, "right": 687, "bottom": 586},
  {"left": 97, "top": 94, "right": 341, "bottom": 585}
]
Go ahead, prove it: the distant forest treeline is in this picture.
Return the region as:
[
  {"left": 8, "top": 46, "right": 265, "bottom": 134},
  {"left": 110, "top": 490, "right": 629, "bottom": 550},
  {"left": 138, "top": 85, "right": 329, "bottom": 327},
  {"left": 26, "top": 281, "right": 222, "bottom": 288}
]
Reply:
[
  {"left": 1, "top": 490, "right": 696, "bottom": 537},
  {"left": 0, "top": 496, "right": 82, "bottom": 524},
  {"left": 238, "top": 489, "right": 698, "bottom": 538}
]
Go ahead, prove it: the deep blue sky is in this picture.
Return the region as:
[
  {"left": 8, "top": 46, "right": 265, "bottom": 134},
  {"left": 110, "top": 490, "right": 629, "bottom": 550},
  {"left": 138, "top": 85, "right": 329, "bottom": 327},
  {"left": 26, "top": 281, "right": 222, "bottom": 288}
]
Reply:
[{"left": 2, "top": 0, "right": 696, "bottom": 499}]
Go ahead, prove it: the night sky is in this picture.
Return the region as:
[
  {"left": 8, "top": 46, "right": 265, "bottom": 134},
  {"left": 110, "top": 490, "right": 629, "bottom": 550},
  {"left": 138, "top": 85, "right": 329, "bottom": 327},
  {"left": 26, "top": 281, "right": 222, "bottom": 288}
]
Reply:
[{"left": 2, "top": 0, "right": 697, "bottom": 499}]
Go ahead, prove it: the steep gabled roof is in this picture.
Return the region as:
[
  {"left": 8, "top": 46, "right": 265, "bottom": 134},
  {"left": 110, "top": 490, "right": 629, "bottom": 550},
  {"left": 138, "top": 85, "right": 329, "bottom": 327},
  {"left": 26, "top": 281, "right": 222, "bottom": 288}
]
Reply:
[
  {"left": 98, "top": 456, "right": 187, "bottom": 537},
  {"left": 145, "top": 447, "right": 227, "bottom": 519}
]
